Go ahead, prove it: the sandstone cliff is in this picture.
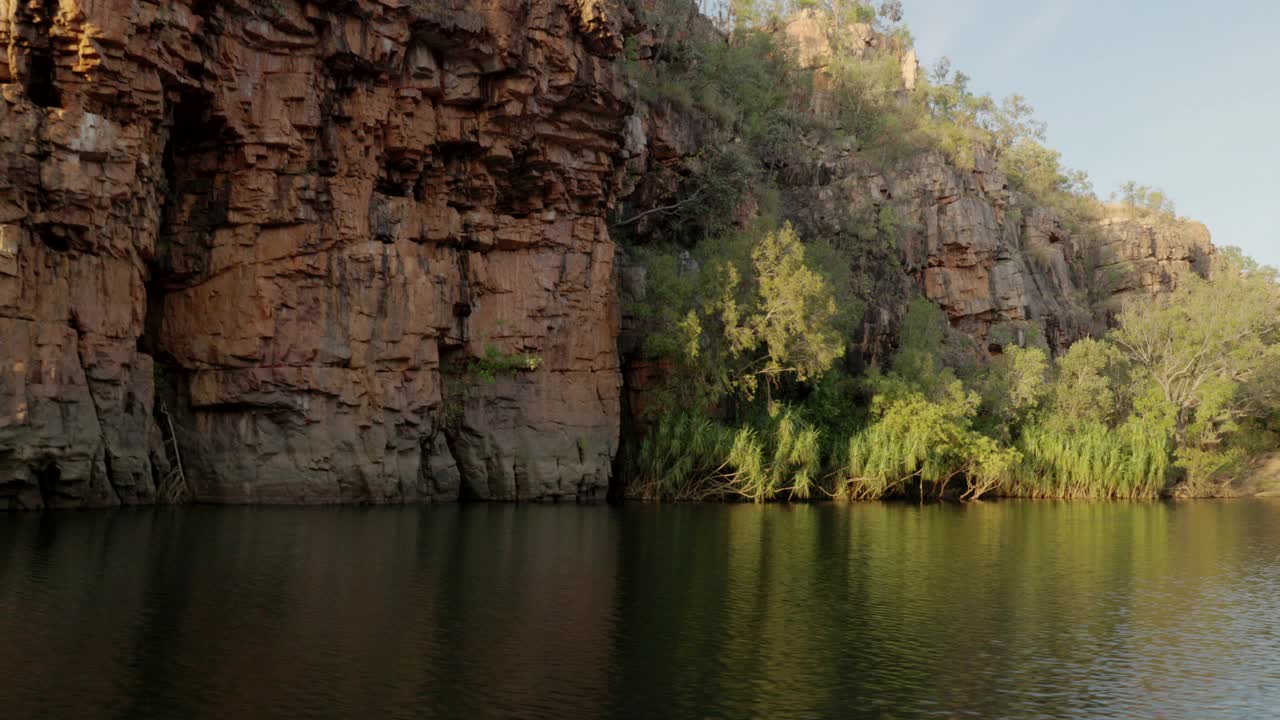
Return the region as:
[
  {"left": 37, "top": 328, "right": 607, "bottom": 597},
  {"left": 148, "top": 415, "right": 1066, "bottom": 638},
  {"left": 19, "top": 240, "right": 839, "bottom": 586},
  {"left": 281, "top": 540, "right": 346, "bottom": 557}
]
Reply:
[
  {"left": 788, "top": 150, "right": 1215, "bottom": 352},
  {"left": 783, "top": 12, "right": 1214, "bottom": 353},
  {"left": 0, "top": 0, "right": 1218, "bottom": 508},
  {"left": 1, "top": 0, "right": 638, "bottom": 508}
]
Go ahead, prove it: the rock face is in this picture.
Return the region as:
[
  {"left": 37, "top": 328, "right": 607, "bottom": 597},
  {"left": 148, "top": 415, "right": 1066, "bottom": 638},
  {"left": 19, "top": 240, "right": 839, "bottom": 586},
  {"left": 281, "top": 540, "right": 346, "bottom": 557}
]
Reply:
[
  {"left": 765, "top": 21, "right": 1214, "bottom": 352},
  {"left": 0, "top": 1, "right": 1219, "bottom": 508},
  {"left": 1095, "top": 208, "right": 1215, "bottom": 298},
  {"left": 830, "top": 154, "right": 1215, "bottom": 350},
  {"left": 0, "top": 0, "right": 636, "bottom": 508},
  {"left": 758, "top": 139, "right": 1213, "bottom": 360},
  {"left": 785, "top": 149, "right": 1088, "bottom": 348}
]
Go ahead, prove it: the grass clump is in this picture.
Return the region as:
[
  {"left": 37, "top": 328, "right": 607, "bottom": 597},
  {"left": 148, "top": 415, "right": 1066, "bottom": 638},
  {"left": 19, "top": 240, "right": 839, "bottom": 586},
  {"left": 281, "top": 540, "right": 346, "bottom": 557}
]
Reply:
[
  {"left": 624, "top": 407, "right": 824, "bottom": 503},
  {"left": 1008, "top": 418, "right": 1172, "bottom": 499}
]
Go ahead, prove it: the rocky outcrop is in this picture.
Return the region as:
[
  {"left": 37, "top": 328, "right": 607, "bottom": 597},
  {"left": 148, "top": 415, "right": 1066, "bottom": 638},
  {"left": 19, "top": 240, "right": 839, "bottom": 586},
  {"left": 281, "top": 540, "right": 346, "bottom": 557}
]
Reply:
[
  {"left": 0, "top": 0, "right": 638, "bottom": 508},
  {"left": 784, "top": 10, "right": 918, "bottom": 117},
  {"left": 1095, "top": 207, "right": 1215, "bottom": 298},
  {"left": 784, "top": 149, "right": 1088, "bottom": 349},
  {"left": 787, "top": 10, "right": 916, "bottom": 76},
  {"left": 768, "top": 18, "right": 1212, "bottom": 351},
  {"left": 786, "top": 149, "right": 1215, "bottom": 352}
]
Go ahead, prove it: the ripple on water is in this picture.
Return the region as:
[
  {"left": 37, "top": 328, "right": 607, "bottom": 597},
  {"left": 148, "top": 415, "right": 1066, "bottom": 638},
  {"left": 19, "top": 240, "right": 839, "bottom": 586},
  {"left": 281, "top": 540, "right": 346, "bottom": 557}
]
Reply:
[{"left": 0, "top": 501, "right": 1278, "bottom": 719}]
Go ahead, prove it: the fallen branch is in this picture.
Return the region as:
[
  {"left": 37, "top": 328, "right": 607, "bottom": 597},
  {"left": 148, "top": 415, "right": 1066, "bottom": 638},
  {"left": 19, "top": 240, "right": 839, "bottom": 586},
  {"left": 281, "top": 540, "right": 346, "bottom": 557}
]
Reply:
[{"left": 613, "top": 189, "right": 704, "bottom": 227}]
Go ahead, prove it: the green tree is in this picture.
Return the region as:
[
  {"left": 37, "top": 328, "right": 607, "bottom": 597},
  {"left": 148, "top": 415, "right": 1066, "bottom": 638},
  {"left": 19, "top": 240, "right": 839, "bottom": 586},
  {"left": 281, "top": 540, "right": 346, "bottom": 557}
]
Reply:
[
  {"left": 634, "top": 222, "right": 847, "bottom": 407},
  {"left": 1047, "top": 337, "right": 1128, "bottom": 425},
  {"left": 1114, "top": 181, "right": 1177, "bottom": 217},
  {"left": 1111, "top": 267, "right": 1280, "bottom": 445},
  {"left": 878, "top": 0, "right": 903, "bottom": 23},
  {"left": 989, "top": 94, "right": 1046, "bottom": 153},
  {"left": 978, "top": 345, "right": 1050, "bottom": 432},
  {"left": 714, "top": 222, "right": 846, "bottom": 397},
  {"left": 891, "top": 296, "right": 970, "bottom": 397}
]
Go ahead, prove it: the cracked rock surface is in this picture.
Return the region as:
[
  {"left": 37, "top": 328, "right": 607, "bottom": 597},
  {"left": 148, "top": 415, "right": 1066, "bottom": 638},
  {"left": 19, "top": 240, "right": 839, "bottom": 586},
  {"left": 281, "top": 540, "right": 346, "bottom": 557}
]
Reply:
[{"left": 0, "top": 0, "right": 634, "bottom": 507}]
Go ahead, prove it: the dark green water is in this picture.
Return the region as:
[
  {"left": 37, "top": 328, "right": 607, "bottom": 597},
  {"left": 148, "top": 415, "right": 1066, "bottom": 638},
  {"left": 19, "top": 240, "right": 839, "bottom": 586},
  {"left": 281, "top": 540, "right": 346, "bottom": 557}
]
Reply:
[{"left": 2, "top": 501, "right": 1278, "bottom": 719}]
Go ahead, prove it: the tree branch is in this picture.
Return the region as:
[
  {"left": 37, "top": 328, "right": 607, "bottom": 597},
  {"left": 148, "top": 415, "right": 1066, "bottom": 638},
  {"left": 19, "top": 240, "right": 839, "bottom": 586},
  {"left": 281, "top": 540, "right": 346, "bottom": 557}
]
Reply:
[{"left": 613, "top": 188, "right": 704, "bottom": 227}]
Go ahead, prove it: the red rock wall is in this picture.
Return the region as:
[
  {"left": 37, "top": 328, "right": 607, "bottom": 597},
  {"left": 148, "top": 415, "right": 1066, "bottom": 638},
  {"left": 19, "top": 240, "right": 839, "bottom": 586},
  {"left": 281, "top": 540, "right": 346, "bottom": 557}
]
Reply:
[{"left": 0, "top": 0, "right": 637, "bottom": 507}]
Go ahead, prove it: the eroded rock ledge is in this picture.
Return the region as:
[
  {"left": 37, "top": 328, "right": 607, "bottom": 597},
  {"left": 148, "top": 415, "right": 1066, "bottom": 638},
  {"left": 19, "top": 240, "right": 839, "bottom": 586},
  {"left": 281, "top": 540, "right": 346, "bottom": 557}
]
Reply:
[{"left": 0, "top": 0, "right": 637, "bottom": 507}]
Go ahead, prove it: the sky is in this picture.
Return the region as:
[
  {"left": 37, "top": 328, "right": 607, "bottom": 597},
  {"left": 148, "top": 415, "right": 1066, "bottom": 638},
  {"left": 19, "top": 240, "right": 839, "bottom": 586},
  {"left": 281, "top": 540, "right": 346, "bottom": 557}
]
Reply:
[{"left": 903, "top": 0, "right": 1280, "bottom": 267}]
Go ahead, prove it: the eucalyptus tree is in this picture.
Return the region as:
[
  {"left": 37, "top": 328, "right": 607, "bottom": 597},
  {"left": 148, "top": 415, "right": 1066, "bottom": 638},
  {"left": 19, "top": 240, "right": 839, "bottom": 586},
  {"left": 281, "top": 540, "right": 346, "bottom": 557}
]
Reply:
[{"left": 1111, "top": 258, "right": 1280, "bottom": 445}]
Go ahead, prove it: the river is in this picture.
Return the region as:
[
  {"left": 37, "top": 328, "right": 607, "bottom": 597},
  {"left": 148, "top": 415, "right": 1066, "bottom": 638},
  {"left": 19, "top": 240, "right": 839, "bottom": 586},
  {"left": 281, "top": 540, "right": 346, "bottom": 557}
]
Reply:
[{"left": 2, "top": 501, "right": 1278, "bottom": 718}]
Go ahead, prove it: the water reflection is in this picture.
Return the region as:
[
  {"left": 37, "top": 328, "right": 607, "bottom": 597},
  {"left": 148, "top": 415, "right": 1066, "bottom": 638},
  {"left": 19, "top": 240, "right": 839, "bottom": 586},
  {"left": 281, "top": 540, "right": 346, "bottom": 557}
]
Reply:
[{"left": 0, "top": 501, "right": 1277, "bottom": 718}]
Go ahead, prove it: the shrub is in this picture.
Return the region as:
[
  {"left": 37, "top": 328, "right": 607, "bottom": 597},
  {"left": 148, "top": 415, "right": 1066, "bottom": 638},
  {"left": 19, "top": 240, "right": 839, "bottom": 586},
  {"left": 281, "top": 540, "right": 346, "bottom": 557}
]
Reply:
[
  {"left": 1009, "top": 415, "right": 1172, "bottom": 499},
  {"left": 624, "top": 413, "right": 738, "bottom": 500},
  {"left": 439, "top": 345, "right": 543, "bottom": 429},
  {"left": 624, "top": 406, "right": 827, "bottom": 502},
  {"left": 841, "top": 380, "right": 1018, "bottom": 501}
]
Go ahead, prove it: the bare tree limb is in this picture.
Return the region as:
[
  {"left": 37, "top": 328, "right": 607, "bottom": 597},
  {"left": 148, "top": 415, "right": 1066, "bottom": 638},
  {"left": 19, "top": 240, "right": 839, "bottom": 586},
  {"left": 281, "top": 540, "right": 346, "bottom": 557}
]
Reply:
[{"left": 613, "top": 188, "right": 704, "bottom": 227}]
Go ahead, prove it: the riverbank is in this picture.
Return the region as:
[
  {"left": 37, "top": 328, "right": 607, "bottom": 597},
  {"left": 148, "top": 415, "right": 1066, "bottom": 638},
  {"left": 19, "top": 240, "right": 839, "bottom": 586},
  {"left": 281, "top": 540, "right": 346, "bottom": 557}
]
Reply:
[{"left": 1248, "top": 453, "right": 1280, "bottom": 496}]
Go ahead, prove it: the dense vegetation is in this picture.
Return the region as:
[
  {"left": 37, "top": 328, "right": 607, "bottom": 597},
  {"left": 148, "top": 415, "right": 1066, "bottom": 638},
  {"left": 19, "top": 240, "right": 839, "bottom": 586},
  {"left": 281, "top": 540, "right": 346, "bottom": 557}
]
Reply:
[
  {"left": 626, "top": 251, "right": 1280, "bottom": 501},
  {"left": 617, "top": 0, "right": 1280, "bottom": 501}
]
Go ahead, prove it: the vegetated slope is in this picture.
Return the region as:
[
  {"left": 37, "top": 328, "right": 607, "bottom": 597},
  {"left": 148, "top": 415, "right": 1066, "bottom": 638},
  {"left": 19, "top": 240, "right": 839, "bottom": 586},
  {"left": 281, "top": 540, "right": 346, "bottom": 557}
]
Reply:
[
  {"left": 614, "top": 2, "right": 1276, "bottom": 501},
  {"left": 618, "top": 4, "right": 1213, "bottom": 357}
]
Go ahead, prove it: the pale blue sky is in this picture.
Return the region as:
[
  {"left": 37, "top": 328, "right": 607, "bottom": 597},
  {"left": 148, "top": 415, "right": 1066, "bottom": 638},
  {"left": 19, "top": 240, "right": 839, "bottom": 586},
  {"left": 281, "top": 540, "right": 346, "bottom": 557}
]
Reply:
[{"left": 904, "top": 0, "right": 1280, "bottom": 267}]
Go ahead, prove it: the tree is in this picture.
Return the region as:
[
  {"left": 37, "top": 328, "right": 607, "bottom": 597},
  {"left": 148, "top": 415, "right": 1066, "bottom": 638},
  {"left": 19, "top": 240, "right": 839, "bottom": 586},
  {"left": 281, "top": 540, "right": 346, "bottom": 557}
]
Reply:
[
  {"left": 1111, "top": 268, "right": 1280, "bottom": 444},
  {"left": 989, "top": 94, "right": 1046, "bottom": 153},
  {"left": 716, "top": 222, "right": 846, "bottom": 397},
  {"left": 1114, "top": 181, "right": 1177, "bottom": 217},
  {"left": 878, "top": 0, "right": 903, "bottom": 23},
  {"left": 636, "top": 222, "right": 847, "bottom": 406},
  {"left": 979, "top": 345, "right": 1050, "bottom": 431},
  {"left": 998, "top": 139, "right": 1064, "bottom": 198},
  {"left": 1047, "top": 337, "right": 1127, "bottom": 425},
  {"left": 929, "top": 56, "right": 951, "bottom": 85},
  {"left": 891, "top": 296, "right": 953, "bottom": 396},
  {"left": 829, "top": 52, "right": 909, "bottom": 144}
]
